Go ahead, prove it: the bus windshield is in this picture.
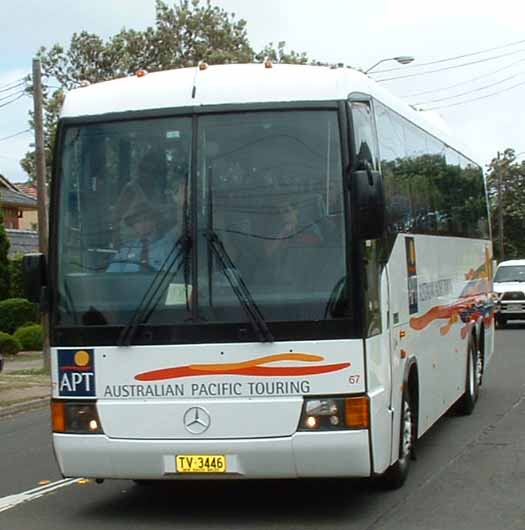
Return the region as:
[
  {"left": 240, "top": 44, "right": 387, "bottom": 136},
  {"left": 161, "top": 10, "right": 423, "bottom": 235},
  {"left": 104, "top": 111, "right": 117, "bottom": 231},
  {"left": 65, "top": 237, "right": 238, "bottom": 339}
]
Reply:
[{"left": 56, "top": 110, "right": 348, "bottom": 333}]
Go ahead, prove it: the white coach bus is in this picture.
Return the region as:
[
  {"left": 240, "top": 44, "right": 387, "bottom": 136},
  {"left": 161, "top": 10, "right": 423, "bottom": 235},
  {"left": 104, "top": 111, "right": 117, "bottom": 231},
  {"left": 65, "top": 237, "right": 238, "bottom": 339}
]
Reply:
[{"left": 24, "top": 62, "right": 494, "bottom": 488}]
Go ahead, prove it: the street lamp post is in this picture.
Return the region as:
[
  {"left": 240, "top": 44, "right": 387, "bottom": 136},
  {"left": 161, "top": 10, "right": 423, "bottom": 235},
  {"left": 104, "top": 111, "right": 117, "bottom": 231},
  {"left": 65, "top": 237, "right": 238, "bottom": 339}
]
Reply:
[{"left": 365, "top": 56, "right": 415, "bottom": 74}]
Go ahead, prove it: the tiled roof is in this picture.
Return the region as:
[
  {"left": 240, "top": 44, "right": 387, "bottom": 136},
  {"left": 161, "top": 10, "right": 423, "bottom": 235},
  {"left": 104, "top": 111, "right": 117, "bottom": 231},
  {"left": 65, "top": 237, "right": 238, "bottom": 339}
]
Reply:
[
  {"left": 0, "top": 188, "right": 37, "bottom": 208},
  {"left": 5, "top": 229, "right": 39, "bottom": 257},
  {"left": 15, "top": 183, "right": 38, "bottom": 200}
]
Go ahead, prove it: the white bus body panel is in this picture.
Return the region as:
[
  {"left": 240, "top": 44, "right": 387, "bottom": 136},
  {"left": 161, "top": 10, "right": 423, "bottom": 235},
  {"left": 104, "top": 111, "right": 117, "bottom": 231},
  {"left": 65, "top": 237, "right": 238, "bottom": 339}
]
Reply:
[
  {"left": 51, "top": 339, "right": 372, "bottom": 478},
  {"left": 384, "top": 234, "right": 494, "bottom": 451}
]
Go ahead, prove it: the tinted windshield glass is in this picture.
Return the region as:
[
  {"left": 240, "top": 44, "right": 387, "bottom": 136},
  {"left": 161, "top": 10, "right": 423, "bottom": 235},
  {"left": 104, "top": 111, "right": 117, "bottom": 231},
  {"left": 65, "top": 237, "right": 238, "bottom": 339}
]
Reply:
[
  {"left": 196, "top": 111, "right": 346, "bottom": 323},
  {"left": 57, "top": 117, "right": 193, "bottom": 326},
  {"left": 56, "top": 110, "right": 347, "bottom": 329},
  {"left": 494, "top": 265, "right": 525, "bottom": 282}
]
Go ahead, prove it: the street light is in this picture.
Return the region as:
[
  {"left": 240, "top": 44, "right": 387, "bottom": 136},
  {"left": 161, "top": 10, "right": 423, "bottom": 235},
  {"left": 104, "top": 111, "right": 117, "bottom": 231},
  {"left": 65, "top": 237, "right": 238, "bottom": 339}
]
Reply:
[{"left": 364, "top": 56, "right": 415, "bottom": 74}]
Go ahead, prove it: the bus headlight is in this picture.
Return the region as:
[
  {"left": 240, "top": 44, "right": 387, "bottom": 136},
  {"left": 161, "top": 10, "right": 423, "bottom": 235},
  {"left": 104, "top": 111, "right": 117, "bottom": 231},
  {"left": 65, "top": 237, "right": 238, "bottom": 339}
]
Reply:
[
  {"left": 299, "top": 396, "right": 369, "bottom": 431},
  {"left": 51, "top": 400, "right": 104, "bottom": 434}
]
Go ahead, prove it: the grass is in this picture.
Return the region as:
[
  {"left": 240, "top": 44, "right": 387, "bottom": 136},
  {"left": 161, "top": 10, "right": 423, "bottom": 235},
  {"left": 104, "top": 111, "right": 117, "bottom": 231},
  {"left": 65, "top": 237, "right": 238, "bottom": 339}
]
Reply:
[
  {"left": 4, "top": 352, "right": 42, "bottom": 360},
  {"left": 6, "top": 368, "right": 50, "bottom": 377}
]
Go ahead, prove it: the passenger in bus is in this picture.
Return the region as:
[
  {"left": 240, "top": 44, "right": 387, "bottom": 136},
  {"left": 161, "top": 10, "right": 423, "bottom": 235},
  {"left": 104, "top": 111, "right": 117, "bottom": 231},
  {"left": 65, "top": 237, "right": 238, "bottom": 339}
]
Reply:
[{"left": 265, "top": 202, "right": 322, "bottom": 257}]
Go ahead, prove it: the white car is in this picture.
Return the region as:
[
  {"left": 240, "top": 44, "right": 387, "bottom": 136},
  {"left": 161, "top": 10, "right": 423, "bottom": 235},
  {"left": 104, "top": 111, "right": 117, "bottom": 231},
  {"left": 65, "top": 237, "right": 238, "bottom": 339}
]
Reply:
[{"left": 493, "top": 259, "right": 525, "bottom": 327}]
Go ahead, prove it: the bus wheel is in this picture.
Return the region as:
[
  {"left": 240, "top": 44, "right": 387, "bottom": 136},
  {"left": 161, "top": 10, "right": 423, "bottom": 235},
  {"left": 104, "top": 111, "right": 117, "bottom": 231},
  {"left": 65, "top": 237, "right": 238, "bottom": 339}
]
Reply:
[
  {"left": 380, "top": 389, "right": 414, "bottom": 490},
  {"left": 457, "top": 335, "right": 479, "bottom": 415}
]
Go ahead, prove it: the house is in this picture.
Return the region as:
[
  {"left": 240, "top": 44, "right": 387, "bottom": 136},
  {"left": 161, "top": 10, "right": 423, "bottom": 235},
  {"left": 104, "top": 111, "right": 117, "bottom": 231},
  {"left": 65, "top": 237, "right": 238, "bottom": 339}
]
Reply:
[
  {"left": 14, "top": 182, "right": 39, "bottom": 231},
  {"left": 0, "top": 174, "right": 39, "bottom": 256}
]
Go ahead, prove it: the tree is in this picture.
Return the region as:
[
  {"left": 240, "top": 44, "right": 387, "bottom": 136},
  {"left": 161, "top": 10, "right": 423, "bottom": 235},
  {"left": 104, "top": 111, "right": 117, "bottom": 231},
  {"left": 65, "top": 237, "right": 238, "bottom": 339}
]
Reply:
[
  {"left": 486, "top": 148, "right": 525, "bottom": 260},
  {"left": 0, "top": 210, "right": 10, "bottom": 300},
  {"left": 22, "top": 0, "right": 309, "bottom": 181}
]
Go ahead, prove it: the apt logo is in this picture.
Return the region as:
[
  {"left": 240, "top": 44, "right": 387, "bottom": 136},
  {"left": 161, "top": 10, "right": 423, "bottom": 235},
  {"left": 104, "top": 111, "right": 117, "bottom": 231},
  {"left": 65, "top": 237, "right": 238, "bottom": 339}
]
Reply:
[{"left": 57, "top": 349, "right": 95, "bottom": 397}]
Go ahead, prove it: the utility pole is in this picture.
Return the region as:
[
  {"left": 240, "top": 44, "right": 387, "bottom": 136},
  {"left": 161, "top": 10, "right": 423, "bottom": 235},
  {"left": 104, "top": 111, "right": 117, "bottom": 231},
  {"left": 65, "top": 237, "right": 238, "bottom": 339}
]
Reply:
[
  {"left": 32, "top": 58, "right": 50, "bottom": 371},
  {"left": 496, "top": 151, "right": 504, "bottom": 261}
]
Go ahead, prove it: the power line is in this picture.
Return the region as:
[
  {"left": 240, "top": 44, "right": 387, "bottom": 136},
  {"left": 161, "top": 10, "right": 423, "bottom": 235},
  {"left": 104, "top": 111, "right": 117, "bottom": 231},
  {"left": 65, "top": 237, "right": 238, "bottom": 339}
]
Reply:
[
  {"left": 401, "top": 57, "right": 525, "bottom": 98},
  {"left": 0, "top": 128, "right": 31, "bottom": 142},
  {"left": 0, "top": 76, "right": 27, "bottom": 89},
  {"left": 370, "top": 37, "right": 525, "bottom": 74},
  {"left": 0, "top": 80, "right": 26, "bottom": 94},
  {"left": 0, "top": 89, "right": 26, "bottom": 103},
  {"left": 413, "top": 69, "right": 525, "bottom": 106},
  {"left": 376, "top": 47, "right": 525, "bottom": 82},
  {"left": 422, "top": 79, "right": 525, "bottom": 111},
  {"left": 0, "top": 92, "right": 26, "bottom": 110}
]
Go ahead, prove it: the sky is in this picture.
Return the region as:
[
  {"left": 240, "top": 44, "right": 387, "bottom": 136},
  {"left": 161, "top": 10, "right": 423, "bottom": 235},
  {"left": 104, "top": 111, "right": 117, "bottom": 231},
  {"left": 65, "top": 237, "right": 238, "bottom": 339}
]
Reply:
[{"left": 1, "top": 0, "right": 525, "bottom": 182}]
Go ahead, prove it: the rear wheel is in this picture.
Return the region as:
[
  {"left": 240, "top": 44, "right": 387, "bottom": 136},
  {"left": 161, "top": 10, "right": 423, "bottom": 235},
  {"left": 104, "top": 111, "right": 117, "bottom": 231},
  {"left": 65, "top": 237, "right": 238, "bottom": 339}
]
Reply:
[
  {"left": 380, "top": 389, "right": 414, "bottom": 489},
  {"left": 457, "top": 335, "right": 480, "bottom": 415}
]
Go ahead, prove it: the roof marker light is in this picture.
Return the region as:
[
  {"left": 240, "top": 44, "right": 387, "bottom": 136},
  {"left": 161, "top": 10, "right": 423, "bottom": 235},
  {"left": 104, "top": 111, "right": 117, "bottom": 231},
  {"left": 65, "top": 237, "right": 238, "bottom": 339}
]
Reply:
[
  {"left": 264, "top": 57, "right": 273, "bottom": 69},
  {"left": 198, "top": 61, "right": 208, "bottom": 71},
  {"left": 135, "top": 69, "right": 147, "bottom": 78}
]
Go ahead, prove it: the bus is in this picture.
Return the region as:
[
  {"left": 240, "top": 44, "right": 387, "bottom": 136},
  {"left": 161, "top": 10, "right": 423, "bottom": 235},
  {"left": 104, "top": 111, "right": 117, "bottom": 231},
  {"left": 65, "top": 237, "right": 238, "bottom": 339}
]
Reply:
[{"left": 24, "top": 62, "right": 494, "bottom": 488}]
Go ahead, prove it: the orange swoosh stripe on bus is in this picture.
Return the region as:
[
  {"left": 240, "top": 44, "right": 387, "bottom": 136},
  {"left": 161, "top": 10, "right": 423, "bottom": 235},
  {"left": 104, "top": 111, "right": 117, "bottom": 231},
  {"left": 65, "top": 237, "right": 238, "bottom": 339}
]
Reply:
[
  {"left": 409, "top": 295, "right": 486, "bottom": 334},
  {"left": 135, "top": 353, "right": 351, "bottom": 381}
]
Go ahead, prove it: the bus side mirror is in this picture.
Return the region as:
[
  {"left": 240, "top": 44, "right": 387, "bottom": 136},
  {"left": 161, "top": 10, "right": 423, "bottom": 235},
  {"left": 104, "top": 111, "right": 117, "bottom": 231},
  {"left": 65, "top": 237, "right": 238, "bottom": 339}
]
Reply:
[
  {"left": 22, "top": 253, "right": 47, "bottom": 306},
  {"left": 349, "top": 164, "right": 385, "bottom": 240}
]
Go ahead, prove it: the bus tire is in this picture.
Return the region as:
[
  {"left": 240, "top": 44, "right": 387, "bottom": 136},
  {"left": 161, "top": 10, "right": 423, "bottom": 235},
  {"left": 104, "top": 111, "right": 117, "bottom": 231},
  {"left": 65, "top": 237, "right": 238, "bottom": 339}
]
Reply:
[
  {"left": 457, "top": 334, "right": 480, "bottom": 415},
  {"left": 380, "top": 388, "right": 415, "bottom": 490}
]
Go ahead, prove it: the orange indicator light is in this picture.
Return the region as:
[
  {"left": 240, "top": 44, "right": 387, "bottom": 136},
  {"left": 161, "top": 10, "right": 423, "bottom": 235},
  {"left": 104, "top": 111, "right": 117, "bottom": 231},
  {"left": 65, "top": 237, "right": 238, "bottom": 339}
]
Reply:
[
  {"left": 344, "top": 396, "right": 369, "bottom": 429},
  {"left": 51, "top": 400, "right": 66, "bottom": 433}
]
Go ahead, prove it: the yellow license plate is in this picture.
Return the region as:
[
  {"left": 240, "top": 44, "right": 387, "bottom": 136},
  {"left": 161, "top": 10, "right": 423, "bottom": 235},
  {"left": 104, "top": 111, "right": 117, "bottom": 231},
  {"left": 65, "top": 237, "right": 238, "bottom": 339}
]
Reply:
[{"left": 176, "top": 454, "right": 226, "bottom": 473}]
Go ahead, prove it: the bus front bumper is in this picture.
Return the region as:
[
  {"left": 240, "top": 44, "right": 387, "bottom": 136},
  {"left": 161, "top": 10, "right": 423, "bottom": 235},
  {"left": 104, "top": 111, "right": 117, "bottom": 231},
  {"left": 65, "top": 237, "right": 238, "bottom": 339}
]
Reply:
[{"left": 53, "top": 430, "right": 371, "bottom": 480}]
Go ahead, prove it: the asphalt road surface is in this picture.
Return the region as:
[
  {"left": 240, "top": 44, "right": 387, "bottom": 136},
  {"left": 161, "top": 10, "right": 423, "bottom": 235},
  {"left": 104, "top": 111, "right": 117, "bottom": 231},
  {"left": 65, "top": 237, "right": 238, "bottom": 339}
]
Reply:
[{"left": 0, "top": 328, "right": 524, "bottom": 530}]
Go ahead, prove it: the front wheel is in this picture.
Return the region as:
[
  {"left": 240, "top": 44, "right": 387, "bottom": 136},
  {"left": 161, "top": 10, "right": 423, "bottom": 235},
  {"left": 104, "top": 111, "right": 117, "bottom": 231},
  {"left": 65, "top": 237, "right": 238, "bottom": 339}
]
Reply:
[{"left": 380, "top": 390, "right": 415, "bottom": 489}]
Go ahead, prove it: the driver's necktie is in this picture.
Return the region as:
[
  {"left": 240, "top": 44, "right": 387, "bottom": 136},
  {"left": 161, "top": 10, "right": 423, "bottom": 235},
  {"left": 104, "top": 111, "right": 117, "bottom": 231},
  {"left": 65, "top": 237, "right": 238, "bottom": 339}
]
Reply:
[{"left": 140, "top": 238, "right": 150, "bottom": 270}]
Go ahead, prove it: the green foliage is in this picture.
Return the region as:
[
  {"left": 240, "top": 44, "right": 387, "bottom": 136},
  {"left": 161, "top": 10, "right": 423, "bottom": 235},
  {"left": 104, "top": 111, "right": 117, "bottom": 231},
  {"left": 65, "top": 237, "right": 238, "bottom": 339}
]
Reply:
[
  {"left": 0, "top": 210, "right": 10, "bottom": 301},
  {"left": 23, "top": 0, "right": 310, "bottom": 181},
  {"left": 0, "top": 298, "right": 38, "bottom": 334},
  {"left": 0, "top": 332, "right": 21, "bottom": 356},
  {"left": 13, "top": 324, "right": 43, "bottom": 351},
  {"left": 8, "top": 255, "right": 25, "bottom": 299},
  {"left": 486, "top": 148, "right": 525, "bottom": 260}
]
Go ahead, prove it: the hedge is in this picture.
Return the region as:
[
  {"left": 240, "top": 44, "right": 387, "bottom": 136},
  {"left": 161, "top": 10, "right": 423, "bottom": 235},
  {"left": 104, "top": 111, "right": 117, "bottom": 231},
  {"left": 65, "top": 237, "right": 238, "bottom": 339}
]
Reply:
[
  {"left": 0, "top": 298, "right": 38, "bottom": 334},
  {"left": 14, "top": 324, "right": 43, "bottom": 351},
  {"left": 9, "top": 255, "right": 25, "bottom": 299},
  {"left": 0, "top": 331, "right": 21, "bottom": 356}
]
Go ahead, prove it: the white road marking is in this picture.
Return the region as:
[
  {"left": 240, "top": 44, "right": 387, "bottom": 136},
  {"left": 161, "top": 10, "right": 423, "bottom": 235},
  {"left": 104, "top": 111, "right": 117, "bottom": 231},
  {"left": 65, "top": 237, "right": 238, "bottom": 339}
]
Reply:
[{"left": 0, "top": 478, "right": 81, "bottom": 513}]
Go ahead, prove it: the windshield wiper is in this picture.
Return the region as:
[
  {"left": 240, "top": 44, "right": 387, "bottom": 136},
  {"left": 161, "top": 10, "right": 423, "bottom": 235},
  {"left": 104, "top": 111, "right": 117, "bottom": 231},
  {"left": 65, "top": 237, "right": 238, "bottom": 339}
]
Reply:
[
  {"left": 205, "top": 229, "right": 273, "bottom": 343},
  {"left": 117, "top": 233, "right": 192, "bottom": 347}
]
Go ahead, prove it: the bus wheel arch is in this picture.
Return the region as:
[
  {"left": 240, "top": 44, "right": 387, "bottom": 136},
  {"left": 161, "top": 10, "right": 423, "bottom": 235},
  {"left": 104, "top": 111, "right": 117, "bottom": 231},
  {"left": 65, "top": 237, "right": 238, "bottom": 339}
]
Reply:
[{"left": 380, "top": 359, "right": 419, "bottom": 489}]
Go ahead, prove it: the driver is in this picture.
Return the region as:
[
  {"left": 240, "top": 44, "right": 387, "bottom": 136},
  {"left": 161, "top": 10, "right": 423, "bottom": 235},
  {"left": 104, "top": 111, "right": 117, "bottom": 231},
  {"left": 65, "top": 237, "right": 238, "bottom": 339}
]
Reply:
[{"left": 107, "top": 201, "right": 175, "bottom": 272}]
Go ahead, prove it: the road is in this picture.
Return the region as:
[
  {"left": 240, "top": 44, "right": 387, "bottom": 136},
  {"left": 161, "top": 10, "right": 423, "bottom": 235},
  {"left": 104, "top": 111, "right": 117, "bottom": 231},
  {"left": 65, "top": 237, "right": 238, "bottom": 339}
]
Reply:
[{"left": 0, "top": 328, "right": 524, "bottom": 530}]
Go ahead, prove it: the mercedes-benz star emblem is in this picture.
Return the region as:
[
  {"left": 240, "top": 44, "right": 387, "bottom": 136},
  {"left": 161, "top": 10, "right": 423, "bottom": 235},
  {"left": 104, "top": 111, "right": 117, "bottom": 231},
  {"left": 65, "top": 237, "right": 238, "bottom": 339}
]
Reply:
[{"left": 183, "top": 406, "right": 211, "bottom": 434}]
